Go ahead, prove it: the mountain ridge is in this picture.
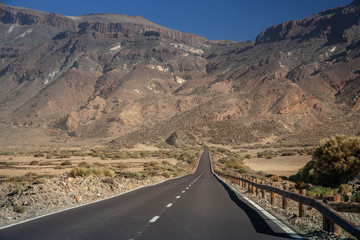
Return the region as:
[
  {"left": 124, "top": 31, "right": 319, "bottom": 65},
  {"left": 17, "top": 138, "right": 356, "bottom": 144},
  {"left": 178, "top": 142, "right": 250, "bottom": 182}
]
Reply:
[{"left": 0, "top": 2, "right": 359, "bottom": 147}]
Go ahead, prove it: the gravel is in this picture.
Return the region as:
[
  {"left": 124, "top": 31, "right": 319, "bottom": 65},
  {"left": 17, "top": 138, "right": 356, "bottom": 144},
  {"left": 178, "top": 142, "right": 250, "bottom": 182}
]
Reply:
[{"left": 0, "top": 174, "right": 166, "bottom": 228}]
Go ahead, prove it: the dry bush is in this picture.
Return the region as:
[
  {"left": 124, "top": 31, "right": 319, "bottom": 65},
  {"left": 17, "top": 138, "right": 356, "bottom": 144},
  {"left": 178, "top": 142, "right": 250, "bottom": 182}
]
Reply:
[
  {"left": 270, "top": 175, "right": 281, "bottom": 182},
  {"left": 290, "top": 135, "right": 360, "bottom": 187},
  {"left": 13, "top": 206, "right": 25, "bottom": 214},
  {"left": 34, "top": 152, "right": 44, "bottom": 157},
  {"left": 60, "top": 160, "right": 72, "bottom": 166},
  {"left": 69, "top": 167, "right": 114, "bottom": 178}
]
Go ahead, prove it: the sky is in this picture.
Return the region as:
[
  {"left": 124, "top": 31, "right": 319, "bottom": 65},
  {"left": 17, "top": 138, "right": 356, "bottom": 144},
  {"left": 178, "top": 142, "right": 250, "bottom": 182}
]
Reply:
[{"left": 2, "top": 0, "right": 354, "bottom": 42}]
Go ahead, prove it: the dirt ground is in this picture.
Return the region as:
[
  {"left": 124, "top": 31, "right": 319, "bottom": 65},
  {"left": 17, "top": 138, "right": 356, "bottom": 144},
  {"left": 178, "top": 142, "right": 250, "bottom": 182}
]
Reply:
[
  {"left": 243, "top": 155, "right": 311, "bottom": 177},
  {"left": 0, "top": 154, "right": 177, "bottom": 177}
]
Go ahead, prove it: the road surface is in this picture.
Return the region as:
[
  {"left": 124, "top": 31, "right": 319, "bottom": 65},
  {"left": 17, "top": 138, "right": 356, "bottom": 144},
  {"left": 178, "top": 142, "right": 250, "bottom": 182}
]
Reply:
[{"left": 0, "top": 149, "right": 300, "bottom": 239}]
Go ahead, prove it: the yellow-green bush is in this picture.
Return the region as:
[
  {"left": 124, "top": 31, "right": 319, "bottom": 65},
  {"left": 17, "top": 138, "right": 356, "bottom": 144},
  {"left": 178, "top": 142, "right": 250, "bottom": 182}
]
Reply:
[
  {"left": 290, "top": 135, "right": 360, "bottom": 186},
  {"left": 69, "top": 167, "right": 114, "bottom": 178}
]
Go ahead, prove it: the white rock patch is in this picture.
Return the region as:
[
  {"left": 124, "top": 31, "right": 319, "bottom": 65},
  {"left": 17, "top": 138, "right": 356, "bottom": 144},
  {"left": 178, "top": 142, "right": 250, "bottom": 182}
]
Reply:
[
  {"left": 110, "top": 44, "right": 122, "bottom": 51},
  {"left": 7, "top": 24, "right": 17, "bottom": 34},
  {"left": 18, "top": 28, "right": 33, "bottom": 38},
  {"left": 175, "top": 76, "right": 186, "bottom": 84}
]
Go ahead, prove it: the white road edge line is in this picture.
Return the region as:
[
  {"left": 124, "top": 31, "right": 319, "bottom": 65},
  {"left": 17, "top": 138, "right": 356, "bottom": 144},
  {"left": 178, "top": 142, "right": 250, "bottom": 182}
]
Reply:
[
  {"left": 166, "top": 203, "right": 173, "bottom": 208},
  {"left": 209, "top": 150, "right": 303, "bottom": 240},
  {"left": 149, "top": 216, "right": 160, "bottom": 223},
  {"left": 0, "top": 152, "right": 205, "bottom": 231}
]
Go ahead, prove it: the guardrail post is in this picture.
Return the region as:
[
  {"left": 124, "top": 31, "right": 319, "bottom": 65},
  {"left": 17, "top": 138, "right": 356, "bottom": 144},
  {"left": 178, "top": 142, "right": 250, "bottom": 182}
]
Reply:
[
  {"left": 248, "top": 178, "right": 251, "bottom": 192},
  {"left": 251, "top": 178, "right": 256, "bottom": 194},
  {"left": 270, "top": 182, "right": 275, "bottom": 205},
  {"left": 282, "top": 185, "right": 289, "bottom": 210},
  {"left": 256, "top": 179, "right": 260, "bottom": 196},
  {"left": 322, "top": 196, "right": 342, "bottom": 235},
  {"left": 261, "top": 181, "right": 266, "bottom": 199},
  {"left": 299, "top": 189, "right": 306, "bottom": 217}
]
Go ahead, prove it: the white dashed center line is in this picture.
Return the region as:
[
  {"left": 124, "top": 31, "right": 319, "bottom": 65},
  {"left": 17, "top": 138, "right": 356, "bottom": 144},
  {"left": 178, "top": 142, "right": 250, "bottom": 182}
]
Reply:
[
  {"left": 182, "top": 191, "right": 185, "bottom": 193},
  {"left": 166, "top": 203, "right": 173, "bottom": 208},
  {"left": 176, "top": 196, "right": 181, "bottom": 199},
  {"left": 149, "top": 216, "right": 160, "bottom": 223}
]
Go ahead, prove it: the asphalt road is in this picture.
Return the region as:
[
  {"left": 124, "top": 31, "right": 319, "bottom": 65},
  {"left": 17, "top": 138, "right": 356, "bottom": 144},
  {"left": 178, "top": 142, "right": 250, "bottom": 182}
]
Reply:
[{"left": 0, "top": 149, "right": 300, "bottom": 240}]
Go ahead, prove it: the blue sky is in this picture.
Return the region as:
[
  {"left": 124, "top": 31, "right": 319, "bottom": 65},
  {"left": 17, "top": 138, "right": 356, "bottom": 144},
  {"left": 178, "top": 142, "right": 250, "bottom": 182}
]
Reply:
[{"left": 2, "top": 0, "right": 353, "bottom": 41}]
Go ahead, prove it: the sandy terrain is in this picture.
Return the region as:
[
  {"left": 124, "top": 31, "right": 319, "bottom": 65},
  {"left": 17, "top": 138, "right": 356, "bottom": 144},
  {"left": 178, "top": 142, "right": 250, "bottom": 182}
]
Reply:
[{"left": 243, "top": 155, "right": 311, "bottom": 177}]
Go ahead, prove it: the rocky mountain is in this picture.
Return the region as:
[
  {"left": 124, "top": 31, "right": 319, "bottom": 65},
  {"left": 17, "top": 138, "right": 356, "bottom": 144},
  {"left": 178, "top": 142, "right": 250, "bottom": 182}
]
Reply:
[{"left": 0, "top": 1, "right": 360, "bottom": 147}]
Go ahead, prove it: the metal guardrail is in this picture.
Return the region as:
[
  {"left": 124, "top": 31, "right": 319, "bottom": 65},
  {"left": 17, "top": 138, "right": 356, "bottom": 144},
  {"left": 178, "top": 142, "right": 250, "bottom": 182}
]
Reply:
[{"left": 214, "top": 170, "right": 360, "bottom": 239}]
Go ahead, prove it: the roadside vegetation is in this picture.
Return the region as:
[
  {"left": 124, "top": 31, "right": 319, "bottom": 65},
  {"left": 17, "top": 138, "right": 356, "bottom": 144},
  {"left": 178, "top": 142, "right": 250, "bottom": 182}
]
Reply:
[
  {"left": 288, "top": 135, "right": 360, "bottom": 202},
  {"left": 289, "top": 135, "right": 360, "bottom": 186},
  {"left": 0, "top": 146, "right": 201, "bottom": 193},
  {"left": 212, "top": 135, "right": 360, "bottom": 203},
  {"left": 211, "top": 147, "right": 251, "bottom": 175},
  {"left": 0, "top": 146, "right": 201, "bottom": 216}
]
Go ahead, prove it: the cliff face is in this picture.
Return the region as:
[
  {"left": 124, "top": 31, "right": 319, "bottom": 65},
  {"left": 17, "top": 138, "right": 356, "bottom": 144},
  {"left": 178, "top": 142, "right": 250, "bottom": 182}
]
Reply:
[
  {"left": 0, "top": 4, "right": 206, "bottom": 45},
  {"left": 80, "top": 21, "right": 206, "bottom": 45},
  {"left": 1, "top": 2, "right": 360, "bottom": 147},
  {"left": 0, "top": 4, "right": 75, "bottom": 28},
  {"left": 255, "top": 0, "right": 360, "bottom": 44}
]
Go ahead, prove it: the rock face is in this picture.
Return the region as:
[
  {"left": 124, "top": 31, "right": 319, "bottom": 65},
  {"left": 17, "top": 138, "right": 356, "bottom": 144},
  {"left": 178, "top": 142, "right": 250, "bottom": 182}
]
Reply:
[
  {"left": 255, "top": 0, "right": 360, "bottom": 44},
  {"left": 1, "top": 2, "right": 360, "bottom": 146},
  {"left": 0, "top": 4, "right": 75, "bottom": 28}
]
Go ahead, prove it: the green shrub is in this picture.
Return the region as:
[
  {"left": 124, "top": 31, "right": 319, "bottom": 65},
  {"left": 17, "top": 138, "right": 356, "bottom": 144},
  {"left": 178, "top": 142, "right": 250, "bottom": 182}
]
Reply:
[
  {"left": 29, "top": 160, "right": 39, "bottom": 165},
  {"left": 270, "top": 175, "right": 281, "bottom": 182},
  {"left": 34, "top": 152, "right": 44, "bottom": 157},
  {"left": 78, "top": 162, "right": 90, "bottom": 168},
  {"left": 93, "top": 162, "right": 108, "bottom": 167},
  {"left": 69, "top": 167, "right": 114, "bottom": 178},
  {"left": 59, "top": 151, "right": 72, "bottom": 158},
  {"left": 312, "top": 135, "right": 360, "bottom": 185},
  {"left": 306, "top": 186, "right": 336, "bottom": 199},
  {"left": 162, "top": 160, "right": 170, "bottom": 165},
  {"left": 290, "top": 135, "right": 360, "bottom": 186},
  {"left": 40, "top": 162, "right": 55, "bottom": 166},
  {"left": 244, "top": 154, "right": 252, "bottom": 159},
  {"left": 340, "top": 194, "right": 349, "bottom": 202},
  {"left": 113, "top": 163, "right": 128, "bottom": 169},
  {"left": 13, "top": 206, "right": 25, "bottom": 214},
  {"left": 352, "top": 191, "right": 360, "bottom": 203},
  {"left": 12, "top": 187, "right": 23, "bottom": 195},
  {"left": 54, "top": 166, "right": 65, "bottom": 169},
  {"left": 280, "top": 150, "right": 297, "bottom": 156},
  {"left": 257, "top": 150, "right": 277, "bottom": 159},
  {"left": 69, "top": 167, "right": 88, "bottom": 177},
  {"left": 339, "top": 184, "right": 352, "bottom": 194},
  {"left": 60, "top": 160, "right": 72, "bottom": 166}
]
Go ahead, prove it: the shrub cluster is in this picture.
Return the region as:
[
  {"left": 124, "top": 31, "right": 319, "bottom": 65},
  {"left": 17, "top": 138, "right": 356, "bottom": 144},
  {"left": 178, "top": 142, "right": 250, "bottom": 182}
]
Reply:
[
  {"left": 69, "top": 167, "right": 114, "bottom": 178},
  {"left": 290, "top": 135, "right": 360, "bottom": 187}
]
